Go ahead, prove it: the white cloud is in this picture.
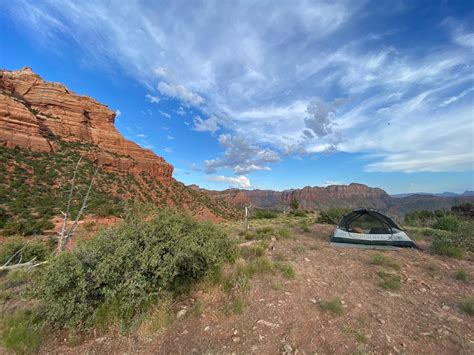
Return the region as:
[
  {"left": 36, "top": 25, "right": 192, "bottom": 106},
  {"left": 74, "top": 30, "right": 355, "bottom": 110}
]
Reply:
[
  {"left": 115, "top": 109, "right": 121, "bottom": 117},
  {"left": 439, "top": 87, "right": 474, "bottom": 107},
  {"left": 206, "top": 175, "right": 251, "bottom": 189},
  {"left": 136, "top": 133, "right": 146, "bottom": 138},
  {"left": 192, "top": 115, "right": 220, "bottom": 134},
  {"left": 164, "top": 147, "right": 173, "bottom": 153},
  {"left": 304, "top": 98, "right": 343, "bottom": 138},
  {"left": 145, "top": 94, "right": 160, "bottom": 104},
  {"left": 158, "top": 81, "right": 204, "bottom": 106},
  {"left": 166, "top": 135, "right": 174, "bottom": 140},
  {"left": 158, "top": 110, "right": 172, "bottom": 118},
  {"left": 175, "top": 107, "right": 186, "bottom": 116},
  {"left": 205, "top": 134, "right": 280, "bottom": 174},
  {"left": 320, "top": 180, "right": 344, "bottom": 187}
]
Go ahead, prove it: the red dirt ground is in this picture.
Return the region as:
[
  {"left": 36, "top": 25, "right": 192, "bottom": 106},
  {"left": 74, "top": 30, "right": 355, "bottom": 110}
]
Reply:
[{"left": 39, "top": 223, "right": 473, "bottom": 355}]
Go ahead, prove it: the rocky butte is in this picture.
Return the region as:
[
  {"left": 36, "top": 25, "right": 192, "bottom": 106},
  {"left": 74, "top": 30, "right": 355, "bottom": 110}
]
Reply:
[
  {"left": 0, "top": 67, "right": 172, "bottom": 179},
  {"left": 0, "top": 67, "right": 239, "bottom": 222}
]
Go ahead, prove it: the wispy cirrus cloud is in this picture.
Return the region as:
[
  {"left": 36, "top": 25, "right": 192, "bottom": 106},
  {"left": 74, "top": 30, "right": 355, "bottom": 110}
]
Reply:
[{"left": 6, "top": 0, "right": 473, "bottom": 175}]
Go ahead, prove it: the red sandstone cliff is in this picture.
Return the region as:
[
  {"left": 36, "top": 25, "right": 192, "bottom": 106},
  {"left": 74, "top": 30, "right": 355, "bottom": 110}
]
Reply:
[
  {"left": 0, "top": 67, "right": 173, "bottom": 179},
  {"left": 203, "top": 183, "right": 392, "bottom": 210}
]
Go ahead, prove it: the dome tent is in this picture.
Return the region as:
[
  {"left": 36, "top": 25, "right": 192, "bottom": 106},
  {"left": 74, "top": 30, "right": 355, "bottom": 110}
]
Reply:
[{"left": 330, "top": 208, "right": 417, "bottom": 248}]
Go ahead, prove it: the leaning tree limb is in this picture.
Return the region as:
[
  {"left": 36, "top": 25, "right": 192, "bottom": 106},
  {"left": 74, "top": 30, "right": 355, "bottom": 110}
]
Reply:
[
  {"left": 60, "top": 166, "right": 99, "bottom": 251},
  {"left": 58, "top": 155, "right": 83, "bottom": 252}
]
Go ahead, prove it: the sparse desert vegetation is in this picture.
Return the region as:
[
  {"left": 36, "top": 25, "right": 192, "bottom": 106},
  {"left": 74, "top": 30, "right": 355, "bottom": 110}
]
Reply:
[{"left": 0, "top": 205, "right": 473, "bottom": 353}]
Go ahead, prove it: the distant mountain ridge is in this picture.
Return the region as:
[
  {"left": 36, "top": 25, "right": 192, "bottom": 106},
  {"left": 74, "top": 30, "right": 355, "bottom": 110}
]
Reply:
[
  {"left": 391, "top": 191, "right": 473, "bottom": 198},
  {"left": 200, "top": 184, "right": 474, "bottom": 217}
]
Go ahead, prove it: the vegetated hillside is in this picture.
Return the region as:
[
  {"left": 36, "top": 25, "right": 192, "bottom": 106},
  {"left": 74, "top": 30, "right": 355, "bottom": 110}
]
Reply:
[
  {"left": 0, "top": 143, "right": 239, "bottom": 236},
  {"left": 202, "top": 184, "right": 474, "bottom": 216},
  {"left": 0, "top": 67, "right": 240, "bottom": 235}
]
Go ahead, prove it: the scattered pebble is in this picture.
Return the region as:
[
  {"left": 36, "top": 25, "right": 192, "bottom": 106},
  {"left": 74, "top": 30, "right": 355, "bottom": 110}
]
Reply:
[
  {"left": 204, "top": 326, "right": 210, "bottom": 332},
  {"left": 257, "top": 319, "right": 279, "bottom": 328},
  {"left": 177, "top": 309, "right": 187, "bottom": 318}
]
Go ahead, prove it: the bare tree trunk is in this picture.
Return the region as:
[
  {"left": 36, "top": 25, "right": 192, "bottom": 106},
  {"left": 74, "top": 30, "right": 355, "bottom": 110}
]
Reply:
[
  {"left": 60, "top": 166, "right": 99, "bottom": 251},
  {"left": 58, "top": 156, "right": 83, "bottom": 252},
  {"left": 0, "top": 258, "right": 47, "bottom": 271}
]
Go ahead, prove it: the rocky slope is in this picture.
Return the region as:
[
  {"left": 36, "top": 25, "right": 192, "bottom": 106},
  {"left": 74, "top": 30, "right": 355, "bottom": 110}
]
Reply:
[
  {"left": 203, "top": 183, "right": 474, "bottom": 216},
  {"left": 0, "top": 68, "right": 240, "bottom": 233}
]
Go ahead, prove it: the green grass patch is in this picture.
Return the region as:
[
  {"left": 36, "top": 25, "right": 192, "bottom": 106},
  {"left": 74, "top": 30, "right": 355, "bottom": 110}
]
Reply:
[
  {"left": 277, "top": 227, "right": 292, "bottom": 240},
  {"left": 378, "top": 271, "right": 401, "bottom": 290},
  {"left": 145, "top": 295, "right": 175, "bottom": 332},
  {"left": 0, "top": 310, "right": 43, "bottom": 354},
  {"left": 275, "top": 262, "right": 295, "bottom": 279},
  {"left": 369, "top": 253, "right": 400, "bottom": 270},
  {"left": 320, "top": 298, "right": 344, "bottom": 315},
  {"left": 301, "top": 222, "right": 311, "bottom": 233},
  {"left": 223, "top": 296, "right": 245, "bottom": 315},
  {"left": 426, "top": 264, "right": 441, "bottom": 277},
  {"left": 459, "top": 296, "right": 474, "bottom": 316},
  {"left": 454, "top": 269, "right": 470, "bottom": 283}
]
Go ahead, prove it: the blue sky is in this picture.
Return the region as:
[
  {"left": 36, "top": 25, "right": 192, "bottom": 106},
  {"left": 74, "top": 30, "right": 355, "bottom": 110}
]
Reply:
[{"left": 1, "top": 0, "right": 473, "bottom": 194}]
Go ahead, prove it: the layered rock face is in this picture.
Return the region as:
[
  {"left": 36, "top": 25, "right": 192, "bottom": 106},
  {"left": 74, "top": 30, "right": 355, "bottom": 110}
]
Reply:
[
  {"left": 281, "top": 183, "right": 391, "bottom": 210},
  {"left": 0, "top": 67, "right": 173, "bottom": 179},
  {"left": 204, "top": 183, "right": 474, "bottom": 216},
  {"left": 204, "top": 183, "right": 391, "bottom": 210}
]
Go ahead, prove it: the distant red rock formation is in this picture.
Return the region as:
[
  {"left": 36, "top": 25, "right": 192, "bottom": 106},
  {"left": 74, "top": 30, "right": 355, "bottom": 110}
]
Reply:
[
  {"left": 0, "top": 67, "right": 173, "bottom": 179},
  {"left": 203, "top": 183, "right": 391, "bottom": 210}
]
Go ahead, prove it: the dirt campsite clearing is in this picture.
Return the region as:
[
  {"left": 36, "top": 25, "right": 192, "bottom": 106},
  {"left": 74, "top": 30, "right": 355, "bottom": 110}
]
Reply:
[{"left": 39, "top": 214, "right": 473, "bottom": 354}]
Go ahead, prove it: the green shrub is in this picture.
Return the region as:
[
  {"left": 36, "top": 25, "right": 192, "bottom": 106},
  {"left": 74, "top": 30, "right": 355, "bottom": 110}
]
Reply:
[
  {"left": 433, "top": 215, "right": 459, "bottom": 232},
  {"left": 456, "top": 221, "right": 474, "bottom": 253},
  {"left": 0, "top": 310, "right": 43, "bottom": 354},
  {"left": 290, "top": 210, "right": 307, "bottom": 217},
  {"left": 378, "top": 271, "right": 401, "bottom": 290},
  {"left": 459, "top": 296, "right": 474, "bottom": 316},
  {"left": 320, "top": 298, "right": 344, "bottom": 315},
  {"left": 404, "top": 210, "right": 441, "bottom": 227},
  {"left": 431, "top": 232, "right": 465, "bottom": 259},
  {"left": 317, "top": 208, "right": 351, "bottom": 225},
  {"left": 38, "top": 210, "right": 236, "bottom": 328},
  {"left": 252, "top": 210, "right": 278, "bottom": 219},
  {"left": 0, "top": 238, "right": 49, "bottom": 265}
]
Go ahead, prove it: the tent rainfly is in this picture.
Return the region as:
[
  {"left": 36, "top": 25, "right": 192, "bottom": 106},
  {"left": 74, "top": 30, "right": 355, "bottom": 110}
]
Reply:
[{"left": 330, "top": 208, "right": 417, "bottom": 248}]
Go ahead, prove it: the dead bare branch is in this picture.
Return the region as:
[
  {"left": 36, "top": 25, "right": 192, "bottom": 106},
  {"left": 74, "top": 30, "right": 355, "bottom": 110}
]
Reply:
[
  {"left": 58, "top": 155, "right": 83, "bottom": 252},
  {"left": 60, "top": 166, "right": 99, "bottom": 251}
]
